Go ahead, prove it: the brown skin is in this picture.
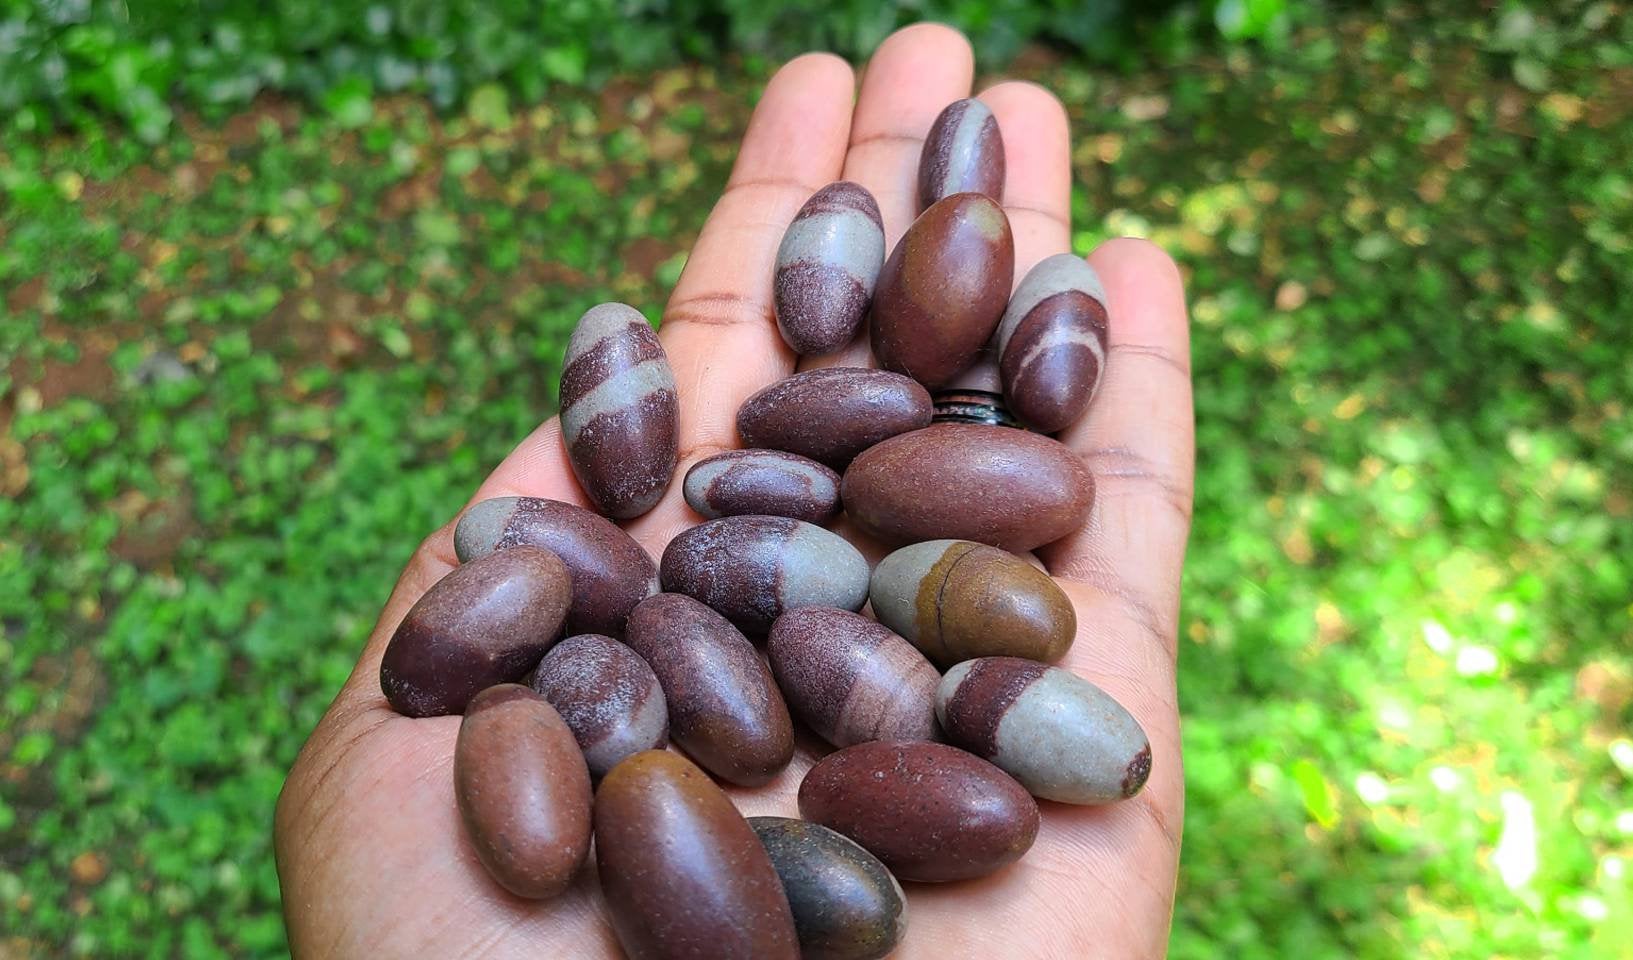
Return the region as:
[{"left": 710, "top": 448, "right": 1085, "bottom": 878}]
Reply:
[{"left": 276, "top": 23, "right": 1194, "bottom": 960}]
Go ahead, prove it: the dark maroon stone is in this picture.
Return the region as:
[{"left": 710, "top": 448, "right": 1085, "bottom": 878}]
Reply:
[
  {"left": 559, "top": 302, "right": 679, "bottom": 520},
  {"left": 682, "top": 449, "right": 841, "bottom": 525},
  {"left": 454, "top": 684, "right": 591, "bottom": 899},
  {"left": 454, "top": 496, "right": 658, "bottom": 636},
  {"left": 596, "top": 751, "right": 799, "bottom": 960},
  {"left": 774, "top": 182, "right": 886, "bottom": 356},
  {"left": 871, "top": 193, "right": 1013, "bottom": 390},
  {"left": 736, "top": 368, "right": 933, "bottom": 469},
  {"left": 767, "top": 607, "right": 940, "bottom": 749},
  {"left": 378, "top": 546, "right": 571, "bottom": 717},
  {"left": 918, "top": 98, "right": 1005, "bottom": 210},
  {"left": 530, "top": 634, "right": 668, "bottom": 779},
  {"left": 996, "top": 253, "right": 1111, "bottom": 433},
  {"left": 623, "top": 593, "right": 794, "bottom": 786},
  {"left": 840, "top": 423, "right": 1094, "bottom": 552},
  {"left": 797, "top": 740, "right": 1040, "bottom": 883}
]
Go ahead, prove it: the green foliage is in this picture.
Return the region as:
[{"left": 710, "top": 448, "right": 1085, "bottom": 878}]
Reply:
[{"left": 3, "top": 1, "right": 1631, "bottom": 957}]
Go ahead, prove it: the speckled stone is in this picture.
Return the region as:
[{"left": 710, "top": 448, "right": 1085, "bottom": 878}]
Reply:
[
  {"left": 454, "top": 685, "right": 591, "bottom": 898},
  {"left": 623, "top": 593, "right": 794, "bottom": 786},
  {"left": 767, "top": 607, "right": 940, "bottom": 748},
  {"left": 870, "top": 193, "right": 1013, "bottom": 389},
  {"left": 379, "top": 546, "right": 571, "bottom": 717},
  {"left": 736, "top": 368, "right": 933, "bottom": 469},
  {"left": 937, "top": 657, "right": 1152, "bottom": 804},
  {"left": 683, "top": 449, "right": 841, "bottom": 525},
  {"left": 596, "top": 751, "right": 799, "bottom": 960},
  {"left": 841, "top": 423, "right": 1094, "bottom": 551},
  {"left": 996, "top": 253, "right": 1110, "bottom": 433},
  {"left": 869, "top": 539, "right": 1075, "bottom": 667},
  {"left": 454, "top": 496, "right": 659, "bottom": 636},
  {"left": 659, "top": 516, "right": 869, "bottom": 636},
  {"left": 798, "top": 740, "right": 1039, "bottom": 883},
  {"left": 529, "top": 634, "right": 667, "bottom": 779},
  {"left": 748, "top": 817, "right": 907, "bottom": 960},
  {"left": 559, "top": 302, "right": 679, "bottom": 520},
  {"left": 918, "top": 98, "right": 1005, "bottom": 210},
  {"left": 774, "top": 182, "right": 886, "bottom": 356}
]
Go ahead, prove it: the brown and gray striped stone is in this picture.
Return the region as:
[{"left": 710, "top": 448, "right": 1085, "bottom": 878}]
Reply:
[
  {"left": 454, "top": 496, "right": 658, "bottom": 636},
  {"left": 937, "top": 657, "right": 1152, "bottom": 804},
  {"left": 997, "top": 253, "right": 1111, "bottom": 433},
  {"left": 559, "top": 302, "right": 679, "bottom": 520},
  {"left": 767, "top": 607, "right": 940, "bottom": 749},
  {"left": 530, "top": 634, "right": 668, "bottom": 779},
  {"left": 379, "top": 546, "right": 571, "bottom": 717},
  {"left": 774, "top": 182, "right": 885, "bottom": 356},
  {"left": 683, "top": 449, "right": 841, "bottom": 525},
  {"left": 748, "top": 817, "right": 907, "bottom": 960},
  {"left": 659, "top": 516, "right": 869, "bottom": 636},
  {"left": 454, "top": 684, "right": 592, "bottom": 899},
  {"left": 735, "top": 367, "right": 933, "bottom": 469},
  {"left": 840, "top": 423, "right": 1094, "bottom": 551},
  {"left": 869, "top": 539, "right": 1075, "bottom": 667},
  {"left": 871, "top": 193, "right": 1013, "bottom": 389},
  {"left": 623, "top": 593, "right": 794, "bottom": 786},
  {"left": 918, "top": 98, "right": 1005, "bottom": 210},
  {"left": 596, "top": 751, "right": 800, "bottom": 960},
  {"left": 798, "top": 740, "right": 1039, "bottom": 883}
]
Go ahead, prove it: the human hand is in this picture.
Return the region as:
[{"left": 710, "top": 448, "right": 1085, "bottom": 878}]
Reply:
[{"left": 274, "top": 22, "right": 1193, "bottom": 959}]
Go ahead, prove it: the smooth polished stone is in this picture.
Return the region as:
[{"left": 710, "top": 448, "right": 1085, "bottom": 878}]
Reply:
[
  {"left": 798, "top": 740, "right": 1039, "bottom": 883},
  {"left": 454, "top": 496, "right": 658, "bottom": 636},
  {"left": 870, "top": 193, "right": 1013, "bottom": 390},
  {"left": 454, "top": 684, "right": 591, "bottom": 899},
  {"left": 683, "top": 449, "right": 841, "bottom": 525},
  {"left": 775, "top": 181, "right": 886, "bottom": 356},
  {"left": 623, "top": 593, "right": 794, "bottom": 786},
  {"left": 596, "top": 751, "right": 799, "bottom": 960},
  {"left": 840, "top": 423, "right": 1093, "bottom": 552},
  {"left": 379, "top": 546, "right": 571, "bottom": 717},
  {"left": 918, "top": 98, "right": 1005, "bottom": 210},
  {"left": 559, "top": 302, "right": 679, "bottom": 519},
  {"left": 749, "top": 817, "right": 907, "bottom": 960},
  {"left": 767, "top": 607, "right": 940, "bottom": 748},
  {"left": 659, "top": 516, "right": 868, "bottom": 636},
  {"left": 937, "top": 657, "right": 1153, "bottom": 804},
  {"left": 996, "top": 253, "right": 1111, "bottom": 433},
  {"left": 530, "top": 634, "right": 667, "bottom": 779},
  {"left": 736, "top": 367, "right": 933, "bottom": 469}
]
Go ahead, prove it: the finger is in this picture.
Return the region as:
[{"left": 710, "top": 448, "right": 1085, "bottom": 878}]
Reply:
[
  {"left": 804, "top": 23, "right": 974, "bottom": 370},
  {"left": 978, "top": 80, "right": 1073, "bottom": 284},
  {"left": 1040, "top": 239, "right": 1195, "bottom": 663}
]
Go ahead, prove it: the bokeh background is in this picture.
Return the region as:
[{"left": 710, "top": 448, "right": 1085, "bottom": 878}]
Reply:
[{"left": 2, "top": 0, "right": 1630, "bottom": 956}]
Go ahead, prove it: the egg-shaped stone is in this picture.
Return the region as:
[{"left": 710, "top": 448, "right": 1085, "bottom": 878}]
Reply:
[
  {"left": 918, "top": 98, "right": 1005, "bottom": 210},
  {"left": 683, "top": 449, "right": 841, "bottom": 525},
  {"left": 997, "top": 253, "right": 1111, "bottom": 433},
  {"left": 736, "top": 367, "right": 933, "bottom": 469},
  {"left": 749, "top": 816, "right": 907, "bottom": 960},
  {"left": 774, "top": 181, "right": 886, "bottom": 356},
  {"left": 767, "top": 607, "right": 940, "bottom": 748},
  {"left": 530, "top": 634, "right": 667, "bottom": 779}
]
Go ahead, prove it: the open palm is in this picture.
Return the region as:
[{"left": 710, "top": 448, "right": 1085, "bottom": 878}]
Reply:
[{"left": 275, "top": 23, "right": 1193, "bottom": 959}]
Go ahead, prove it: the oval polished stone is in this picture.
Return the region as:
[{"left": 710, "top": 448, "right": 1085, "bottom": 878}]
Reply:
[
  {"left": 918, "top": 98, "right": 1005, "bottom": 210},
  {"left": 841, "top": 423, "right": 1093, "bottom": 552},
  {"left": 659, "top": 516, "right": 869, "bottom": 636},
  {"left": 623, "top": 593, "right": 794, "bottom": 785},
  {"left": 774, "top": 181, "right": 886, "bottom": 356},
  {"left": 749, "top": 817, "right": 907, "bottom": 960},
  {"left": 938, "top": 657, "right": 1152, "bottom": 804},
  {"left": 559, "top": 302, "right": 679, "bottom": 520},
  {"left": 454, "top": 685, "right": 592, "bottom": 898},
  {"left": 997, "top": 253, "right": 1111, "bottom": 433},
  {"left": 454, "top": 496, "right": 658, "bottom": 636},
  {"left": 870, "top": 540, "right": 1075, "bottom": 667},
  {"left": 871, "top": 193, "right": 1013, "bottom": 390},
  {"left": 798, "top": 740, "right": 1039, "bottom": 882},
  {"left": 767, "top": 607, "right": 940, "bottom": 748},
  {"left": 379, "top": 546, "right": 571, "bottom": 717},
  {"left": 530, "top": 634, "right": 668, "bottom": 779},
  {"left": 596, "top": 751, "right": 799, "bottom": 960},
  {"left": 736, "top": 367, "right": 933, "bottom": 469},
  {"left": 683, "top": 449, "right": 841, "bottom": 525}
]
